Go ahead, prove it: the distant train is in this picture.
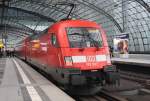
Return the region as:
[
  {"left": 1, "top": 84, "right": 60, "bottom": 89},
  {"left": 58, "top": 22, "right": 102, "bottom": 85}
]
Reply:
[{"left": 16, "top": 19, "right": 120, "bottom": 95}]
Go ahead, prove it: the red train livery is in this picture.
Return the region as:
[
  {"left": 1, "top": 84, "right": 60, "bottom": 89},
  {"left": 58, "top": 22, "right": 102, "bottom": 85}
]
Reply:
[{"left": 16, "top": 19, "right": 119, "bottom": 94}]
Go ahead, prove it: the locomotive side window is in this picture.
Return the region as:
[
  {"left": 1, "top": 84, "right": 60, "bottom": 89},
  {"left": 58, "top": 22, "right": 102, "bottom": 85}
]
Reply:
[
  {"left": 51, "top": 34, "right": 57, "bottom": 46},
  {"left": 67, "top": 27, "right": 103, "bottom": 48}
]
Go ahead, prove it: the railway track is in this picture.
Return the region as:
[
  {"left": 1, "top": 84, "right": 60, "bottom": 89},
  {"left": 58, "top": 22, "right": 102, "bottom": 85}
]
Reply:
[
  {"left": 76, "top": 90, "right": 128, "bottom": 101},
  {"left": 97, "top": 91, "right": 128, "bottom": 101},
  {"left": 119, "top": 70, "right": 150, "bottom": 88},
  {"left": 76, "top": 70, "right": 150, "bottom": 101},
  {"left": 26, "top": 59, "right": 150, "bottom": 101}
]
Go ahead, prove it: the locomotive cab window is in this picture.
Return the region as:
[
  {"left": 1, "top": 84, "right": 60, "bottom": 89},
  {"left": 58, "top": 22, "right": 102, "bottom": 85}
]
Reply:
[
  {"left": 66, "top": 27, "right": 103, "bottom": 48},
  {"left": 51, "top": 34, "right": 57, "bottom": 46}
]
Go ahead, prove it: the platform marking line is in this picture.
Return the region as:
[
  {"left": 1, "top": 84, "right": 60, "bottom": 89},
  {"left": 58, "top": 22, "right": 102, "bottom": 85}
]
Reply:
[{"left": 13, "top": 59, "right": 42, "bottom": 101}]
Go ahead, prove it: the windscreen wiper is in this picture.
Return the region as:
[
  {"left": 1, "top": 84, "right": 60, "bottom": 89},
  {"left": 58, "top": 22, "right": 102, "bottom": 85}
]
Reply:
[{"left": 69, "top": 33, "right": 83, "bottom": 36}]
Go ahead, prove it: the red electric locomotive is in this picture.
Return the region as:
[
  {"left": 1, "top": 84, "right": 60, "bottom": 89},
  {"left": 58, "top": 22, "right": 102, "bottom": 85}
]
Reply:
[{"left": 16, "top": 19, "right": 119, "bottom": 95}]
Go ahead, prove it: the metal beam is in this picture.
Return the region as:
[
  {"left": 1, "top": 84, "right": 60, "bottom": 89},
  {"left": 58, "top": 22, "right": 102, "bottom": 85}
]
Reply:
[
  {"left": 77, "top": 0, "right": 123, "bottom": 32},
  {"left": 4, "top": 32, "right": 26, "bottom": 38},
  {"left": 0, "top": 29, "right": 28, "bottom": 37},
  {"left": 7, "top": 32, "right": 26, "bottom": 38},
  {"left": 1, "top": 18, "right": 36, "bottom": 32},
  {"left": 134, "top": 0, "right": 150, "bottom": 13},
  {"left": 0, "top": 0, "right": 5, "bottom": 24},
  {"left": 0, "top": 24, "right": 33, "bottom": 34},
  {"left": 0, "top": 4, "right": 56, "bottom": 22},
  {"left": 10, "top": 0, "right": 82, "bottom": 19},
  {"left": 13, "top": 0, "right": 123, "bottom": 32}
]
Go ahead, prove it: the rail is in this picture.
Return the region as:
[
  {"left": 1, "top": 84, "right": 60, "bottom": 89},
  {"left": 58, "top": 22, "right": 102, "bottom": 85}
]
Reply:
[
  {"left": 120, "top": 71, "right": 150, "bottom": 89},
  {"left": 77, "top": 90, "right": 128, "bottom": 101}
]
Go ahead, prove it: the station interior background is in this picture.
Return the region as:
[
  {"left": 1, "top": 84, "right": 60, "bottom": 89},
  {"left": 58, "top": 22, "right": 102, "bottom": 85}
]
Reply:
[{"left": 0, "top": 0, "right": 149, "bottom": 54}]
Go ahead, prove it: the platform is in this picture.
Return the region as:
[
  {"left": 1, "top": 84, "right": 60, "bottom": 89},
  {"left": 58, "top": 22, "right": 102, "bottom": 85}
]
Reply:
[
  {"left": 111, "top": 54, "right": 150, "bottom": 67},
  {"left": 0, "top": 58, "right": 75, "bottom": 101}
]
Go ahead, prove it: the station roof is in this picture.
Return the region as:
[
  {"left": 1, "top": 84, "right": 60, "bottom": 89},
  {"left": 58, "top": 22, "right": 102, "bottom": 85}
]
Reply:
[{"left": 0, "top": 0, "right": 150, "bottom": 52}]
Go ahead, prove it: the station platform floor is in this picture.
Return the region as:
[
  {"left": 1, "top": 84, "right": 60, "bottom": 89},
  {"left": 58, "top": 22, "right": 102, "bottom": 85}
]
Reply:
[
  {"left": 0, "top": 58, "right": 75, "bottom": 101},
  {"left": 111, "top": 54, "right": 150, "bottom": 66}
]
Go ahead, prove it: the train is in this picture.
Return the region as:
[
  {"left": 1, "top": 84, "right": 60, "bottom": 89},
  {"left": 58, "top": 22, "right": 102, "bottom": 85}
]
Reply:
[{"left": 16, "top": 19, "right": 120, "bottom": 95}]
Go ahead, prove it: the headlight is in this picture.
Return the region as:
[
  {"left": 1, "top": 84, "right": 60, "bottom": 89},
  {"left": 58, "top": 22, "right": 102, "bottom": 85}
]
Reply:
[{"left": 64, "top": 56, "right": 73, "bottom": 66}]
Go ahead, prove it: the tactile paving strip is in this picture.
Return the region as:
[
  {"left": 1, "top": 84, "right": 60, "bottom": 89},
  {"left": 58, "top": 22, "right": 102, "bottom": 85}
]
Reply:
[{"left": 0, "top": 58, "right": 6, "bottom": 85}]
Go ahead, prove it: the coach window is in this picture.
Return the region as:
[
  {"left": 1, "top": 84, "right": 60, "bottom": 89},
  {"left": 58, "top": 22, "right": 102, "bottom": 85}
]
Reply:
[{"left": 51, "top": 34, "right": 57, "bottom": 46}]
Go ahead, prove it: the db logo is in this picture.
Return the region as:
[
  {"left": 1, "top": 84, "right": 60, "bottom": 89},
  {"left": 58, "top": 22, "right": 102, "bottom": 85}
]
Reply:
[{"left": 86, "top": 56, "right": 96, "bottom": 62}]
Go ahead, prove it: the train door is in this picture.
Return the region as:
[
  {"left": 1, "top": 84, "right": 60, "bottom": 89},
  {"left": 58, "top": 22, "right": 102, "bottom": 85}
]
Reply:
[{"left": 47, "top": 33, "right": 60, "bottom": 68}]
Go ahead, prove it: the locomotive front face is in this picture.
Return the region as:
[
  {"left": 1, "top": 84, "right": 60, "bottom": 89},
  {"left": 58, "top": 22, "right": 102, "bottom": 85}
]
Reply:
[{"left": 62, "top": 27, "right": 111, "bottom": 70}]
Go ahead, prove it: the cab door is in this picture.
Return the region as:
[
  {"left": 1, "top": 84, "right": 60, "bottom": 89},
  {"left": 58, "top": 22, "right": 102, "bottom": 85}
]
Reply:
[{"left": 47, "top": 33, "right": 61, "bottom": 68}]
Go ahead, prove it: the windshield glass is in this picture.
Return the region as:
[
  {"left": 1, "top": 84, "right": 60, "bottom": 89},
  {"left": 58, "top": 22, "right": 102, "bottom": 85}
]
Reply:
[{"left": 67, "top": 27, "right": 103, "bottom": 48}]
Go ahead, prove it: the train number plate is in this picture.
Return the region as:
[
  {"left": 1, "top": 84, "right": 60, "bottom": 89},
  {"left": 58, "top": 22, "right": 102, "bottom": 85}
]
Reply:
[{"left": 86, "top": 63, "right": 97, "bottom": 67}]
